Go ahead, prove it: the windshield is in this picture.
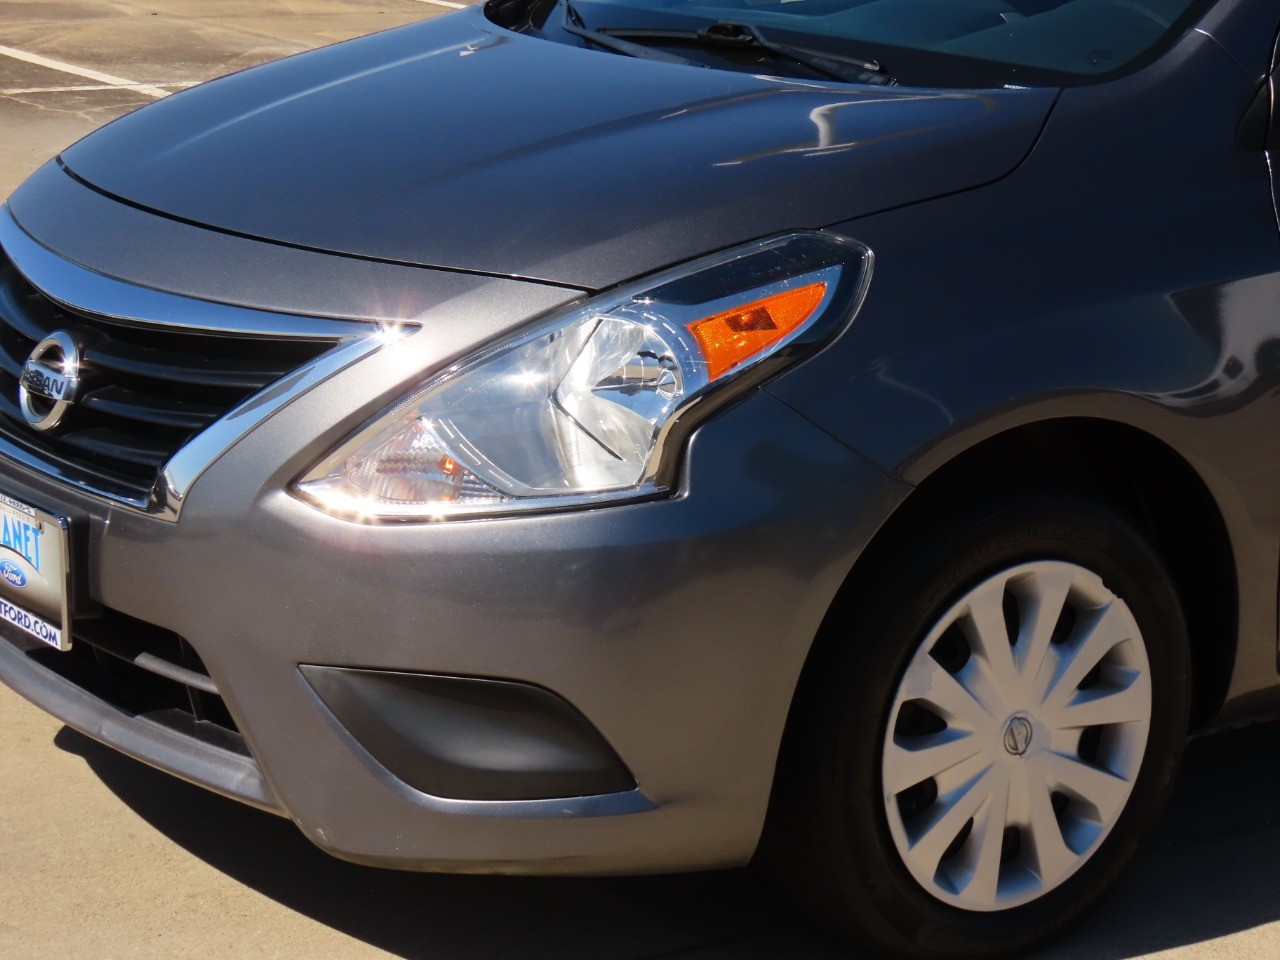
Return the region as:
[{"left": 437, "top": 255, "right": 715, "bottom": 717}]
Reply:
[{"left": 504, "top": 0, "right": 1213, "bottom": 88}]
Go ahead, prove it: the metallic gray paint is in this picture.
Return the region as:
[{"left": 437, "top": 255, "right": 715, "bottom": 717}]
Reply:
[
  {"left": 54, "top": 8, "right": 1057, "bottom": 289},
  {"left": 767, "top": 25, "right": 1280, "bottom": 722},
  {"left": 0, "top": 208, "right": 384, "bottom": 516},
  {"left": 1198, "top": 0, "right": 1279, "bottom": 81},
  {"left": 0, "top": 0, "right": 1277, "bottom": 878},
  {"left": 0, "top": 145, "right": 910, "bottom": 866},
  {"left": 7, "top": 161, "right": 588, "bottom": 321},
  {"left": 1, "top": 183, "right": 584, "bottom": 518},
  {"left": 0, "top": 376, "right": 908, "bottom": 870}
]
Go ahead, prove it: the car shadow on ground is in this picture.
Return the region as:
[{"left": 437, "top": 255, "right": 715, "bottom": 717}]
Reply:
[{"left": 52, "top": 718, "right": 1280, "bottom": 960}]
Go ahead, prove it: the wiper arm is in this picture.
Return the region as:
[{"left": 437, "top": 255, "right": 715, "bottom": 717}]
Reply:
[
  {"left": 602, "top": 21, "right": 894, "bottom": 85},
  {"left": 560, "top": 1, "right": 705, "bottom": 67}
]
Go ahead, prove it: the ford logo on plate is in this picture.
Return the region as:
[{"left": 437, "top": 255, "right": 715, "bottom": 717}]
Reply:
[{"left": 0, "top": 560, "right": 27, "bottom": 589}]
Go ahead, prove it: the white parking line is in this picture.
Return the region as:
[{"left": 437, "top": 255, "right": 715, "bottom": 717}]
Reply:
[
  {"left": 406, "top": 0, "right": 469, "bottom": 9},
  {"left": 0, "top": 44, "right": 172, "bottom": 98},
  {"left": 1, "top": 82, "right": 198, "bottom": 95}
]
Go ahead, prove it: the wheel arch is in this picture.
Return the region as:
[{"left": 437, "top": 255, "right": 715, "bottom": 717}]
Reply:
[
  {"left": 757, "top": 417, "right": 1212, "bottom": 950},
  {"left": 810, "top": 416, "right": 1238, "bottom": 732}
]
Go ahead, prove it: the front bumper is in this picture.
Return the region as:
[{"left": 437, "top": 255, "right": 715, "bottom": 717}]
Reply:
[{"left": 0, "top": 168, "right": 909, "bottom": 875}]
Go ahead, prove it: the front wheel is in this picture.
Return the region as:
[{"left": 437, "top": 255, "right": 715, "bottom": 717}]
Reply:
[{"left": 763, "top": 495, "right": 1191, "bottom": 959}]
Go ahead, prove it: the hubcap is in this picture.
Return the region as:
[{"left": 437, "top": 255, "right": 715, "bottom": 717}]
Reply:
[{"left": 881, "top": 561, "right": 1152, "bottom": 912}]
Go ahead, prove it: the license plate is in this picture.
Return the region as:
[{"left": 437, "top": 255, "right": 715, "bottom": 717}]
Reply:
[{"left": 0, "top": 491, "right": 71, "bottom": 651}]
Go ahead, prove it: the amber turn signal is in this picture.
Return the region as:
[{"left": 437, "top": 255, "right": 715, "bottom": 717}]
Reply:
[{"left": 687, "top": 282, "right": 827, "bottom": 381}]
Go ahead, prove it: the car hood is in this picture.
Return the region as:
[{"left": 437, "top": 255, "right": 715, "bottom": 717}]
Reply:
[{"left": 60, "top": 8, "right": 1057, "bottom": 290}]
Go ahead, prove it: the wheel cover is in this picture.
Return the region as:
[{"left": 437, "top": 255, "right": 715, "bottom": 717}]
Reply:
[{"left": 881, "top": 561, "right": 1152, "bottom": 912}]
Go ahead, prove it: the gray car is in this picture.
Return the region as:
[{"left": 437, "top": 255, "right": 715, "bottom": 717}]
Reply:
[{"left": 1, "top": 0, "right": 1278, "bottom": 956}]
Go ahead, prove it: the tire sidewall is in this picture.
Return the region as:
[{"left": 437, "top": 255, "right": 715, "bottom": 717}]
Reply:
[{"left": 818, "top": 498, "right": 1190, "bottom": 958}]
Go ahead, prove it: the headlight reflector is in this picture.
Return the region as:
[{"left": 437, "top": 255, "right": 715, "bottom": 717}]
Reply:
[{"left": 295, "top": 232, "right": 871, "bottom": 521}]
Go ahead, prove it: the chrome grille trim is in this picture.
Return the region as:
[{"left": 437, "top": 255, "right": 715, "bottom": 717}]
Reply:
[
  {"left": 2, "top": 208, "right": 365, "bottom": 338},
  {"left": 0, "top": 208, "right": 389, "bottom": 520}
]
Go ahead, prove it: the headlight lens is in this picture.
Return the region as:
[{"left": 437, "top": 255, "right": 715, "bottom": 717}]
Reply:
[{"left": 295, "top": 232, "right": 871, "bottom": 521}]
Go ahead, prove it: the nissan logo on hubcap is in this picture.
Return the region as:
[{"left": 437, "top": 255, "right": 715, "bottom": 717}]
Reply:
[
  {"left": 1003, "top": 715, "right": 1034, "bottom": 757},
  {"left": 19, "top": 331, "right": 83, "bottom": 432}
]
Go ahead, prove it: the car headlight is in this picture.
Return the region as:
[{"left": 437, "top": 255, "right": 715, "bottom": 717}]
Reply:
[{"left": 294, "top": 232, "right": 872, "bottom": 521}]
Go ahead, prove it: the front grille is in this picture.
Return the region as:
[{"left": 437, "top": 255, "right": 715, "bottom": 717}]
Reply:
[
  {"left": 8, "top": 607, "right": 247, "bottom": 756},
  {"left": 0, "top": 253, "right": 338, "bottom": 501}
]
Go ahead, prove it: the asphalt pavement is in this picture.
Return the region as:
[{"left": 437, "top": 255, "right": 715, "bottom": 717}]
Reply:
[{"left": 2, "top": 2, "right": 1280, "bottom": 958}]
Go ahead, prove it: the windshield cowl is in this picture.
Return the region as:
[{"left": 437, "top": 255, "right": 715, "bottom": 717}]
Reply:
[{"left": 496, "top": 0, "right": 1215, "bottom": 89}]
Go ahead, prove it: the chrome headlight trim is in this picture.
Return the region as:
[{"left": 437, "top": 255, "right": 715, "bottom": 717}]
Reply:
[{"left": 294, "top": 231, "right": 873, "bottom": 523}]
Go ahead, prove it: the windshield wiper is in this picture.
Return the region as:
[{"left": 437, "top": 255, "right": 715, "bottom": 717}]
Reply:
[
  {"left": 601, "top": 21, "right": 894, "bottom": 85},
  {"left": 559, "top": 1, "right": 705, "bottom": 67}
]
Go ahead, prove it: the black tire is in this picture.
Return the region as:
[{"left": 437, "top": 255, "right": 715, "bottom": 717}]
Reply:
[{"left": 759, "top": 493, "right": 1191, "bottom": 959}]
